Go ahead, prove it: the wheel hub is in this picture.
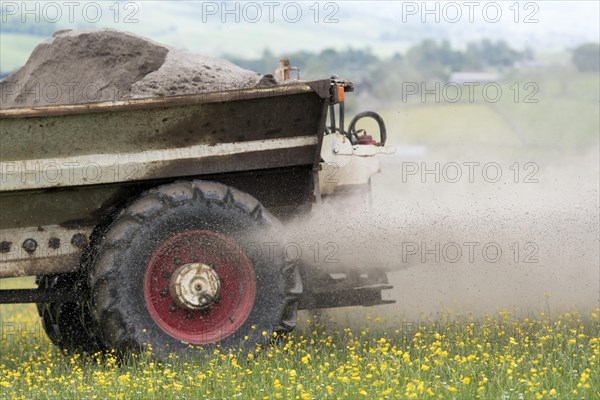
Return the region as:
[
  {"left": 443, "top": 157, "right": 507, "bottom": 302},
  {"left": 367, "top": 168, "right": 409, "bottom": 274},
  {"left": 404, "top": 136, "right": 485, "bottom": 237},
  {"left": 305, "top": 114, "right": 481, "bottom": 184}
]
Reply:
[
  {"left": 168, "top": 263, "right": 221, "bottom": 310},
  {"left": 144, "top": 229, "right": 256, "bottom": 344}
]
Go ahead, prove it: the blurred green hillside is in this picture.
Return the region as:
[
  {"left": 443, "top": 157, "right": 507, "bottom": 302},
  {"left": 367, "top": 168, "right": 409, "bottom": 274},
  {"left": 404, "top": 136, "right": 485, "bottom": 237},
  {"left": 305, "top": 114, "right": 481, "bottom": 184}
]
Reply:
[
  {"left": 1, "top": 1, "right": 598, "bottom": 74},
  {"left": 1, "top": 5, "right": 597, "bottom": 157},
  {"left": 226, "top": 41, "right": 598, "bottom": 155}
]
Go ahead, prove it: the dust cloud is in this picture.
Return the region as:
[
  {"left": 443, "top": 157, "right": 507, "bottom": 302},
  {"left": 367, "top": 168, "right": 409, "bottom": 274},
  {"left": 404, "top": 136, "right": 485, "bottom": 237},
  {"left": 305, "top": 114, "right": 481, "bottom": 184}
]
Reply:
[{"left": 287, "top": 147, "right": 599, "bottom": 320}]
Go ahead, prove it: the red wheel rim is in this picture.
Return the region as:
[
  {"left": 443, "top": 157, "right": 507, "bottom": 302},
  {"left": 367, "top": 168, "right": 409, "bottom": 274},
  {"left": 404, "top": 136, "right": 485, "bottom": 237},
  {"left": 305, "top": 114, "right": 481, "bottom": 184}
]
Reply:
[{"left": 143, "top": 230, "right": 256, "bottom": 344}]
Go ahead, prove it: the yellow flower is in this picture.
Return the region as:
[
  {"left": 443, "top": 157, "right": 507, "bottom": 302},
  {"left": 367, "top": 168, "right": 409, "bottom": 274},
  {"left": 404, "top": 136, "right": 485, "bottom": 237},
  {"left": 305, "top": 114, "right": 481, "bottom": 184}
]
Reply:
[{"left": 580, "top": 371, "right": 589, "bottom": 383}]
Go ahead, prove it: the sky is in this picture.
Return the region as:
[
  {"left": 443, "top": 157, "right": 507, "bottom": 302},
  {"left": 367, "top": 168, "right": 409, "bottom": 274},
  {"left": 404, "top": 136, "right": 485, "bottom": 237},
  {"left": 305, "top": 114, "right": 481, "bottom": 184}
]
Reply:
[{"left": 1, "top": 0, "right": 599, "bottom": 72}]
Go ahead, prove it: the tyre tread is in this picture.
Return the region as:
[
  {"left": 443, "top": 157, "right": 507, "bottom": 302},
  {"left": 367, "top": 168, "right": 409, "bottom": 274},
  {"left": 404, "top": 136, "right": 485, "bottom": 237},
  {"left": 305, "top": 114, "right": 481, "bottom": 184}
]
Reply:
[{"left": 89, "top": 180, "right": 301, "bottom": 355}]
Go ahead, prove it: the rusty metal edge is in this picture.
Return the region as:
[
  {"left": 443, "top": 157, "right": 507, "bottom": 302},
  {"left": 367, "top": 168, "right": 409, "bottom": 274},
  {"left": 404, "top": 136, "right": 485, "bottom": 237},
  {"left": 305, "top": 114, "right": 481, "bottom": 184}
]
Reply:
[
  {"left": 0, "top": 253, "right": 80, "bottom": 278},
  {"left": 0, "top": 79, "right": 331, "bottom": 119}
]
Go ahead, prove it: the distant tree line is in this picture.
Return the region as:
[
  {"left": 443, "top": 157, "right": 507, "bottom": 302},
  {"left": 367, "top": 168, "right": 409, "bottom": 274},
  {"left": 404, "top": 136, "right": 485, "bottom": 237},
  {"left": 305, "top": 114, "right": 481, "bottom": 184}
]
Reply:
[
  {"left": 572, "top": 43, "right": 600, "bottom": 72},
  {"left": 228, "top": 39, "right": 533, "bottom": 99}
]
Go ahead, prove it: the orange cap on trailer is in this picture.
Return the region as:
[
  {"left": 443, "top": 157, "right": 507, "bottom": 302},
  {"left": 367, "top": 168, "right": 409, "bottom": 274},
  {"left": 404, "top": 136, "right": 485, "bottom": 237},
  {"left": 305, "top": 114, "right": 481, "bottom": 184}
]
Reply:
[{"left": 337, "top": 86, "right": 345, "bottom": 102}]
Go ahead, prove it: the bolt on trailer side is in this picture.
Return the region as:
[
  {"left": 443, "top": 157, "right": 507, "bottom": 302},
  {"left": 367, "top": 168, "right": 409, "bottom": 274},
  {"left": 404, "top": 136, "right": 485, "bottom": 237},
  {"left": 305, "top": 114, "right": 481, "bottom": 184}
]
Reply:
[{"left": 0, "top": 80, "right": 332, "bottom": 280}]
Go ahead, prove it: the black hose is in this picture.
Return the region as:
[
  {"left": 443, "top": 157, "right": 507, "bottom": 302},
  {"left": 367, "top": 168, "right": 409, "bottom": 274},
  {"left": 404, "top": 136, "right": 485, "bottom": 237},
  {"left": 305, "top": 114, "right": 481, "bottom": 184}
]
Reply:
[
  {"left": 339, "top": 101, "right": 346, "bottom": 142},
  {"left": 348, "top": 111, "right": 387, "bottom": 146},
  {"left": 329, "top": 104, "right": 336, "bottom": 135}
]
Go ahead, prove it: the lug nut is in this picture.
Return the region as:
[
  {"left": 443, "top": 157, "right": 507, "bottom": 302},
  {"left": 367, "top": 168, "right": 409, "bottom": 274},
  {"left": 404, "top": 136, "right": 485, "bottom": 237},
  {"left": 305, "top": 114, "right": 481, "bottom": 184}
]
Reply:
[
  {"left": 159, "top": 288, "right": 168, "bottom": 297},
  {"left": 71, "top": 233, "right": 87, "bottom": 248},
  {"left": 169, "top": 303, "right": 178, "bottom": 313},
  {"left": 184, "top": 311, "right": 193, "bottom": 320},
  {"left": 161, "top": 270, "right": 171, "bottom": 279},
  {"left": 22, "top": 238, "right": 37, "bottom": 253}
]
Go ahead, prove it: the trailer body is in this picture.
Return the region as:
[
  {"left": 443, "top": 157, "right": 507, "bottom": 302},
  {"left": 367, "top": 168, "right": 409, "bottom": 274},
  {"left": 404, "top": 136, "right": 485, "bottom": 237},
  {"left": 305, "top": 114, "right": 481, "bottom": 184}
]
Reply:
[
  {"left": 0, "top": 78, "right": 394, "bottom": 355},
  {"left": 1, "top": 81, "right": 332, "bottom": 278}
]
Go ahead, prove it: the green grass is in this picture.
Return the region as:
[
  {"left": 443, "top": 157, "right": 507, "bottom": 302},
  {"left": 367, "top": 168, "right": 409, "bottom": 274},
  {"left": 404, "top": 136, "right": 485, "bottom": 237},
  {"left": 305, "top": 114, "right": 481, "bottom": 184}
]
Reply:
[
  {"left": 378, "top": 103, "right": 518, "bottom": 146},
  {"left": 355, "top": 72, "right": 599, "bottom": 159},
  {"left": 0, "top": 300, "right": 598, "bottom": 399},
  {"left": 493, "top": 73, "right": 600, "bottom": 151}
]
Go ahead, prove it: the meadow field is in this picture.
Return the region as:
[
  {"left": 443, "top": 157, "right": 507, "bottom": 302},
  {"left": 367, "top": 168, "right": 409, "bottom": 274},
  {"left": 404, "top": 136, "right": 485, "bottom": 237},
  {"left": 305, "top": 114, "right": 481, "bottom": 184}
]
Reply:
[
  {"left": 1, "top": 279, "right": 598, "bottom": 400},
  {"left": 1, "top": 32, "right": 598, "bottom": 400}
]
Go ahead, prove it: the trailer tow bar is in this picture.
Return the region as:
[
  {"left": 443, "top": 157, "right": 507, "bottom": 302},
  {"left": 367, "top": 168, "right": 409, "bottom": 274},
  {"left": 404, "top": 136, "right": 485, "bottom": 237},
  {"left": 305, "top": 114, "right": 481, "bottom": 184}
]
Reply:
[{"left": 0, "top": 288, "right": 80, "bottom": 304}]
